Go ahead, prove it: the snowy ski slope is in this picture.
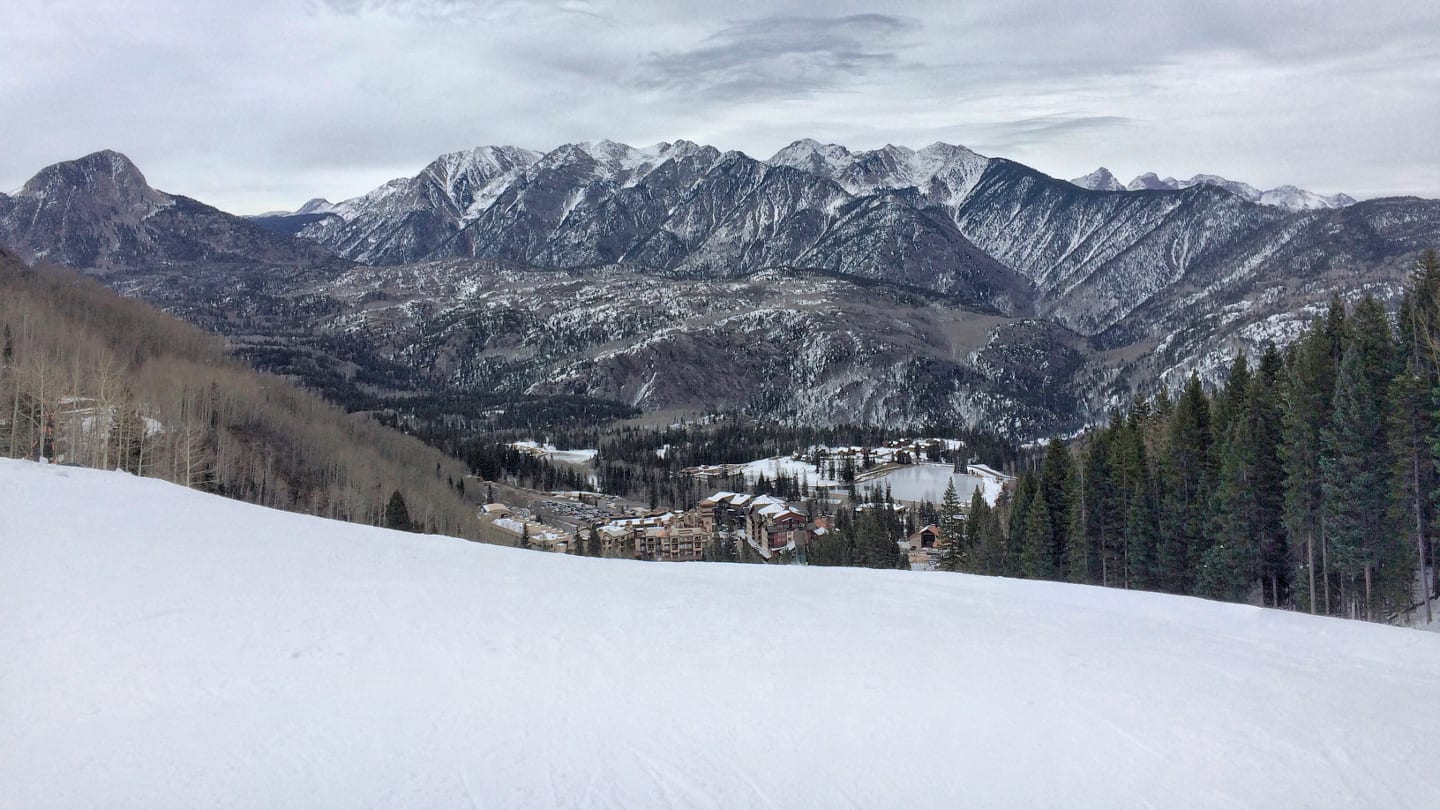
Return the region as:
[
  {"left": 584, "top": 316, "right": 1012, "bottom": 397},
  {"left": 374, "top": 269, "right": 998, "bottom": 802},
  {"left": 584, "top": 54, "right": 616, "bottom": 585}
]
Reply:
[{"left": 2, "top": 459, "right": 1438, "bottom": 808}]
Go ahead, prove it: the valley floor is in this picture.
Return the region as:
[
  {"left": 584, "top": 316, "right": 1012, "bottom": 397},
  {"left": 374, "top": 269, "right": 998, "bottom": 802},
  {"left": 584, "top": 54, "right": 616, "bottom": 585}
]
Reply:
[{"left": 2, "top": 459, "right": 1439, "bottom": 808}]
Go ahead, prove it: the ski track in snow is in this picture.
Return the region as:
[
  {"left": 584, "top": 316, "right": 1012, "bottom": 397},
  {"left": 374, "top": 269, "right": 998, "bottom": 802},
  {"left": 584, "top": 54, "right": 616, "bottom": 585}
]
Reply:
[{"left": 2, "top": 458, "right": 1439, "bottom": 808}]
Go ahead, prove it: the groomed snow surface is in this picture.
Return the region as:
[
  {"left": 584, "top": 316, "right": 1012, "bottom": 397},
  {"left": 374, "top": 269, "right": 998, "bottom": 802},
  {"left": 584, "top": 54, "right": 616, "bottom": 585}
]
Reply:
[{"left": 3, "top": 459, "right": 1439, "bottom": 808}]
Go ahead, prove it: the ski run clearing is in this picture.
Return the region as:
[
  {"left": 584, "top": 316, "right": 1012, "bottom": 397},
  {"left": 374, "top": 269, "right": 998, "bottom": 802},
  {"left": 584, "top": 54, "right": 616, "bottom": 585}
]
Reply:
[{"left": 3, "top": 458, "right": 1439, "bottom": 809}]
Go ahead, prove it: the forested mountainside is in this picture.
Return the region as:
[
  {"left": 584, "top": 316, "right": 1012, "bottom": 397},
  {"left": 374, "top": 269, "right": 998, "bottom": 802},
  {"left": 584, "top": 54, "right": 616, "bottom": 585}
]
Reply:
[
  {"left": 0, "top": 246, "right": 478, "bottom": 537},
  {"left": 4, "top": 146, "right": 1437, "bottom": 439},
  {"left": 108, "top": 260, "right": 1091, "bottom": 436},
  {"left": 953, "top": 255, "right": 1440, "bottom": 625}
]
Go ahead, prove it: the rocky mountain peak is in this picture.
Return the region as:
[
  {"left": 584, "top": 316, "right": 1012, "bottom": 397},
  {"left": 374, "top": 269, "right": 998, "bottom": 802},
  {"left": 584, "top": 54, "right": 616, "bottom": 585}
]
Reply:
[
  {"left": 1184, "top": 174, "right": 1263, "bottom": 202},
  {"left": 294, "top": 198, "right": 337, "bottom": 216},
  {"left": 1126, "top": 172, "right": 1173, "bottom": 192},
  {"left": 417, "top": 145, "right": 542, "bottom": 217},
  {"left": 1070, "top": 167, "right": 1125, "bottom": 192},
  {"left": 423, "top": 145, "right": 540, "bottom": 181},
  {"left": 1127, "top": 169, "right": 1354, "bottom": 211},
  {"left": 20, "top": 149, "right": 167, "bottom": 213},
  {"left": 768, "top": 139, "right": 854, "bottom": 176},
  {"left": 1259, "top": 185, "right": 1358, "bottom": 211},
  {"left": 0, "top": 149, "right": 339, "bottom": 269}
]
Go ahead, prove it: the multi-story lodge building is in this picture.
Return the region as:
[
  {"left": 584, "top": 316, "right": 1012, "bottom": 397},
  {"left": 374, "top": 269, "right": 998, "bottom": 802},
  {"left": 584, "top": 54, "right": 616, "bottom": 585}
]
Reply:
[{"left": 697, "top": 491, "right": 814, "bottom": 558}]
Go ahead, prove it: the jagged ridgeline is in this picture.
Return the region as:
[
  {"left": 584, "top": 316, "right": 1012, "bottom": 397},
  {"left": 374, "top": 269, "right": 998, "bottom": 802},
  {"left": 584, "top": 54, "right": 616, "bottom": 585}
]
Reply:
[{"left": 0, "top": 247, "right": 479, "bottom": 538}]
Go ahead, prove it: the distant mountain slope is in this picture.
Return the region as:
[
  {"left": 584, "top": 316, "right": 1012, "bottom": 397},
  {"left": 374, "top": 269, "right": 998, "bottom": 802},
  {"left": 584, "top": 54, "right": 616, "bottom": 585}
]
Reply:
[
  {"left": 6, "top": 458, "right": 1439, "bottom": 808},
  {"left": 0, "top": 151, "right": 341, "bottom": 270},
  {"left": 295, "top": 145, "right": 541, "bottom": 265},
  {"left": 1117, "top": 170, "right": 1356, "bottom": 211},
  {"left": 5, "top": 147, "right": 1436, "bottom": 438},
  {"left": 286, "top": 139, "right": 1394, "bottom": 332},
  {"left": 108, "top": 259, "right": 1086, "bottom": 434},
  {"left": 1094, "top": 196, "right": 1440, "bottom": 394},
  {"left": 954, "top": 160, "right": 1288, "bottom": 333},
  {"left": 248, "top": 211, "right": 339, "bottom": 237}
]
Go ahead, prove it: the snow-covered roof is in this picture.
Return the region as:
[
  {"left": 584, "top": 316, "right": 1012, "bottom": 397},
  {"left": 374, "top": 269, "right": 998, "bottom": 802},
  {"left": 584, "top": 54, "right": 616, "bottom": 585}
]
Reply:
[
  {"left": 967, "top": 464, "right": 1014, "bottom": 481},
  {"left": 494, "top": 517, "right": 526, "bottom": 533},
  {"left": 603, "top": 511, "right": 680, "bottom": 530}
]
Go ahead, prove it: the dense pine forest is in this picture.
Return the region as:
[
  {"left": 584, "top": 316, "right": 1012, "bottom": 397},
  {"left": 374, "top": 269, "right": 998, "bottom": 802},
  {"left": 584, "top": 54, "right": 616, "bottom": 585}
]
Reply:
[
  {"left": 0, "top": 248, "right": 479, "bottom": 538},
  {"left": 940, "top": 251, "right": 1440, "bottom": 623}
]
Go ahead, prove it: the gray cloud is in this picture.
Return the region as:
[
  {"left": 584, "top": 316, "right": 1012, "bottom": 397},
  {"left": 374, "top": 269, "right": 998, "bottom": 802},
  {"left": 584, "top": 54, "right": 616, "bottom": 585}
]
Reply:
[
  {"left": 317, "top": 0, "right": 606, "bottom": 22},
  {"left": 962, "top": 116, "right": 1135, "bottom": 154},
  {"left": 0, "top": 0, "right": 1436, "bottom": 211},
  {"left": 639, "top": 14, "right": 918, "bottom": 102}
]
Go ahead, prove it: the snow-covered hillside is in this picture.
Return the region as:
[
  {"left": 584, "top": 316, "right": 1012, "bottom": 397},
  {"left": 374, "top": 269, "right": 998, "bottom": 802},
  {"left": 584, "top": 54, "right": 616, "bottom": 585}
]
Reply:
[{"left": 3, "top": 458, "right": 1439, "bottom": 808}]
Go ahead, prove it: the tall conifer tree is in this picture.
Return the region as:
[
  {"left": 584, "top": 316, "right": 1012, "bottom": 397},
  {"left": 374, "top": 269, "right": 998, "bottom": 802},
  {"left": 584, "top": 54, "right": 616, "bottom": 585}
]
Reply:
[
  {"left": 1203, "top": 355, "right": 1259, "bottom": 601},
  {"left": 1156, "top": 373, "right": 1213, "bottom": 594},
  {"left": 1282, "top": 303, "right": 1344, "bottom": 614},
  {"left": 1322, "top": 298, "right": 1397, "bottom": 619},
  {"left": 1039, "top": 438, "right": 1074, "bottom": 579},
  {"left": 937, "top": 479, "right": 965, "bottom": 572},
  {"left": 1021, "top": 486, "right": 1053, "bottom": 579}
]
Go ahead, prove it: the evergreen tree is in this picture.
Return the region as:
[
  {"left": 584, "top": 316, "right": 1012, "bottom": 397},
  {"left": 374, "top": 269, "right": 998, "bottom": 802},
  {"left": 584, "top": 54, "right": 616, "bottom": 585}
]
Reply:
[
  {"left": 1038, "top": 438, "right": 1074, "bottom": 579},
  {"left": 1066, "top": 429, "right": 1110, "bottom": 585},
  {"left": 964, "top": 487, "right": 989, "bottom": 573},
  {"left": 852, "top": 506, "right": 902, "bottom": 569},
  {"left": 1322, "top": 301, "right": 1398, "bottom": 619},
  {"left": 808, "top": 525, "right": 854, "bottom": 566},
  {"left": 1201, "top": 354, "right": 1260, "bottom": 601},
  {"left": 1155, "top": 372, "right": 1213, "bottom": 595},
  {"left": 1209, "top": 354, "right": 1251, "bottom": 449},
  {"left": 1020, "top": 486, "right": 1053, "bottom": 579},
  {"left": 1251, "top": 346, "right": 1291, "bottom": 606},
  {"left": 936, "top": 479, "right": 965, "bottom": 572},
  {"left": 1005, "top": 473, "right": 1037, "bottom": 577},
  {"left": 976, "top": 487, "right": 1010, "bottom": 575},
  {"left": 1149, "top": 387, "right": 1175, "bottom": 434},
  {"left": 1113, "top": 411, "right": 1157, "bottom": 589},
  {"left": 1395, "top": 249, "right": 1440, "bottom": 621},
  {"left": 1283, "top": 312, "right": 1342, "bottom": 613},
  {"left": 384, "top": 489, "right": 412, "bottom": 531},
  {"left": 1388, "top": 371, "right": 1429, "bottom": 620}
]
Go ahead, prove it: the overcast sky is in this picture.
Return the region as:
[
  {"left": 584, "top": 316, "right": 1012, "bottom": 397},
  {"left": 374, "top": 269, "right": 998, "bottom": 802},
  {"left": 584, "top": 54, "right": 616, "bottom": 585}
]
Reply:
[{"left": 3, "top": 0, "right": 1438, "bottom": 213}]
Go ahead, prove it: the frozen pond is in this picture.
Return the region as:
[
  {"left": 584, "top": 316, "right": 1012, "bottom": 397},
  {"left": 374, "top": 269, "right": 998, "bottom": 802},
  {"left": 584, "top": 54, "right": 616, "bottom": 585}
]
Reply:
[{"left": 859, "top": 464, "right": 989, "bottom": 504}]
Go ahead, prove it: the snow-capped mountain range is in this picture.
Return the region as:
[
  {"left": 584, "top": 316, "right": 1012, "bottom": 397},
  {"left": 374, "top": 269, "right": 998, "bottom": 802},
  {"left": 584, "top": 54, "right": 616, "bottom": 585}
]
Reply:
[
  {"left": 1071, "top": 167, "right": 1357, "bottom": 210},
  {"left": 239, "top": 137, "right": 1378, "bottom": 335},
  {"left": 1, "top": 144, "right": 1436, "bottom": 437}
]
